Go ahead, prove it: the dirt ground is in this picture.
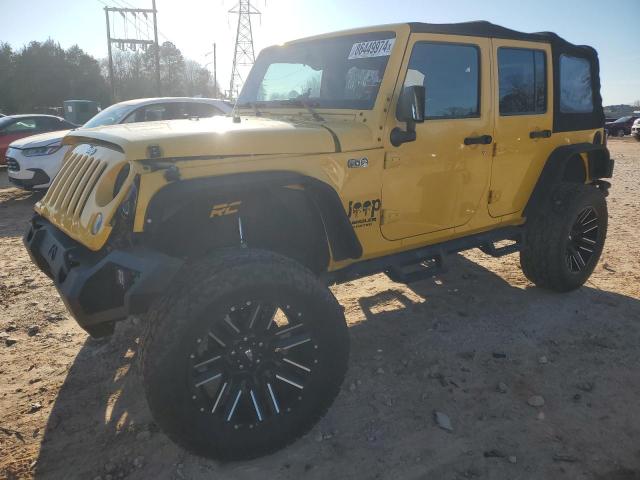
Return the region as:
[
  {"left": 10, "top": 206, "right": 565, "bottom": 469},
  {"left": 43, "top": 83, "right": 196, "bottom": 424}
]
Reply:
[{"left": 1, "top": 139, "right": 640, "bottom": 480}]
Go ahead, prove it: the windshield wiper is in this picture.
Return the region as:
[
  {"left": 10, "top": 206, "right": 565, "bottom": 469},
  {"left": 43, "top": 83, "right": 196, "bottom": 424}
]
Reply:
[{"left": 277, "top": 98, "right": 325, "bottom": 122}]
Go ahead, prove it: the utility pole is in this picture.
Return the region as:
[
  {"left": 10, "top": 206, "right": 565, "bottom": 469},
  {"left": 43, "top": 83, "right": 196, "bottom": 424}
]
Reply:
[
  {"left": 105, "top": 8, "right": 115, "bottom": 100},
  {"left": 205, "top": 43, "right": 218, "bottom": 97},
  {"left": 152, "top": 0, "right": 161, "bottom": 96},
  {"left": 213, "top": 43, "right": 217, "bottom": 98},
  {"left": 104, "top": 2, "right": 162, "bottom": 100},
  {"left": 229, "top": 0, "right": 261, "bottom": 99}
]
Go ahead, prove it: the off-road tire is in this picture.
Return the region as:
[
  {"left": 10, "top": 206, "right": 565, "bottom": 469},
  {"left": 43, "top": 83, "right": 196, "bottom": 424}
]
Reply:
[
  {"left": 139, "top": 248, "right": 349, "bottom": 460},
  {"left": 520, "top": 183, "right": 607, "bottom": 292}
]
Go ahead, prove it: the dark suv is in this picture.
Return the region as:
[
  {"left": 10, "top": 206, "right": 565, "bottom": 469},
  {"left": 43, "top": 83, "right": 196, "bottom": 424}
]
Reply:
[{"left": 605, "top": 115, "right": 639, "bottom": 137}]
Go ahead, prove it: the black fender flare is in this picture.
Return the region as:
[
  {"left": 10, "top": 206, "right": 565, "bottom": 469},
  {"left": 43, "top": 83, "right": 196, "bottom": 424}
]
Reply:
[
  {"left": 524, "top": 143, "right": 613, "bottom": 217},
  {"left": 143, "top": 171, "right": 363, "bottom": 262}
]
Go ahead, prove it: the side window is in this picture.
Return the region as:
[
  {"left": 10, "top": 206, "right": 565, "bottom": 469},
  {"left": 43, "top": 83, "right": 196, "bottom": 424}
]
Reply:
[
  {"left": 121, "top": 110, "right": 140, "bottom": 124},
  {"left": 163, "top": 103, "right": 190, "bottom": 120},
  {"left": 135, "top": 105, "right": 165, "bottom": 122},
  {"left": 403, "top": 42, "right": 480, "bottom": 119},
  {"left": 38, "top": 117, "right": 63, "bottom": 131},
  {"left": 5, "top": 118, "right": 37, "bottom": 132},
  {"left": 559, "top": 54, "right": 593, "bottom": 113},
  {"left": 498, "top": 48, "right": 546, "bottom": 115},
  {"left": 189, "top": 103, "right": 222, "bottom": 118},
  {"left": 134, "top": 104, "right": 187, "bottom": 122}
]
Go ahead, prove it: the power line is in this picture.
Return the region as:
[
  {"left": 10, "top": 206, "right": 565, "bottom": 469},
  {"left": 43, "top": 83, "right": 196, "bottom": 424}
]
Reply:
[
  {"left": 97, "top": 0, "right": 171, "bottom": 44},
  {"left": 109, "top": 0, "right": 171, "bottom": 42},
  {"left": 103, "top": 0, "right": 161, "bottom": 99}
]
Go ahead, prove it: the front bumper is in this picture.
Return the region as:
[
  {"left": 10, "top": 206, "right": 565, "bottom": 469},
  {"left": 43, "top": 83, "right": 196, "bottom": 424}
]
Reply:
[
  {"left": 9, "top": 168, "right": 51, "bottom": 190},
  {"left": 24, "top": 216, "right": 184, "bottom": 336}
]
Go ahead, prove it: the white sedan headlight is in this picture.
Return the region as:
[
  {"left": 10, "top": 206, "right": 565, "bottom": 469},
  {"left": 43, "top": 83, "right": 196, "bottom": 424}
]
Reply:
[{"left": 22, "top": 144, "right": 62, "bottom": 157}]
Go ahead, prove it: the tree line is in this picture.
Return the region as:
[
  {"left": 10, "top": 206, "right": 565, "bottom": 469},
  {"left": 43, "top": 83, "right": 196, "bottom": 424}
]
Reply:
[{"left": 0, "top": 39, "right": 220, "bottom": 115}]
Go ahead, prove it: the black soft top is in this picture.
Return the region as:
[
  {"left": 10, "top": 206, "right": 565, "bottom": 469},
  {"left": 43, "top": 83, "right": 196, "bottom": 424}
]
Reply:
[{"left": 408, "top": 21, "right": 604, "bottom": 132}]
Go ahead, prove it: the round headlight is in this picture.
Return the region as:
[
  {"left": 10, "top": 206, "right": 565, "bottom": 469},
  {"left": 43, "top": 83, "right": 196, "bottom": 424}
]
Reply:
[{"left": 91, "top": 213, "right": 104, "bottom": 235}]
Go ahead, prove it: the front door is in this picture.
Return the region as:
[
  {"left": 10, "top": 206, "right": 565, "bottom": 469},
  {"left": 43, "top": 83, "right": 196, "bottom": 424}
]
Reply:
[
  {"left": 381, "top": 34, "right": 493, "bottom": 241},
  {"left": 488, "top": 39, "right": 554, "bottom": 217}
]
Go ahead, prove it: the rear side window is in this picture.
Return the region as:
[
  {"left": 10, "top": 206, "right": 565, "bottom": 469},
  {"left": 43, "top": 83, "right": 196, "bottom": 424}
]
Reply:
[
  {"left": 498, "top": 48, "right": 546, "bottom": 115},
  {"left": 403, "top": 42, "right": 480, "bottom": 119},
  {"left": 559, "top": 55, "right": 594, "bottom": 113}
]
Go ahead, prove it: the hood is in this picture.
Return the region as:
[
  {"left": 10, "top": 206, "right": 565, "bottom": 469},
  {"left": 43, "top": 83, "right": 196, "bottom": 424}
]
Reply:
[
  {"left": 64, "top": 116, "right": 376, "bottom": 160},
  {"left": 10, "top": 129, "right": 71, "bottom": 149}
]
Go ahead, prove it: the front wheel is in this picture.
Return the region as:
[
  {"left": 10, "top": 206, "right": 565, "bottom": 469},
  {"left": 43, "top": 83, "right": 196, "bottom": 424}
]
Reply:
[
  {"left": 520, "top": 183, "right": 607, "bottom": 292},
  {"left": 616, "top": 129, "right": 625, "bottom": 137},
  {"left": 140, "top": 249, "right": 349, "bottom": 460}
]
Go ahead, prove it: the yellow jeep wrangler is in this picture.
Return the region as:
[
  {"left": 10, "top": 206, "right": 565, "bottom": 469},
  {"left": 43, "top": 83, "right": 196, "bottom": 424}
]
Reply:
[{"left": 25, "top": 21, "right": 613, "bottom": 460}]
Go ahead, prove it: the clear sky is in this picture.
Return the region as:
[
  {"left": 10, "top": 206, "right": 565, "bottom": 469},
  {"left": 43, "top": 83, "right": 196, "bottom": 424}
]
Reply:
[{"left": 1, "top": 0, "right": 639, "bottom": 105}]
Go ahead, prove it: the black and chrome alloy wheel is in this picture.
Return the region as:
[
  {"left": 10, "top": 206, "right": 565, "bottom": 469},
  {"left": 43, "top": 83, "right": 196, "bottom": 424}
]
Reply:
[
  {"left": 188, "top": 301, "right": 317, "bottom": 428},
  {"left": 141, "top": 249, "right": 349, "bottom": 460},
  {"left": 566, "top": 206, "right": 599, "bottom": 273}
]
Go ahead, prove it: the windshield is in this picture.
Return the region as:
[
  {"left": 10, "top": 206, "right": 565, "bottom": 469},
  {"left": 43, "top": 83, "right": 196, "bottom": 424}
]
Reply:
[
  {"left": 238, "top": 31, "right": 396, "bottom": 111},
  {"left": 613, "top": 116, "right": 632, "bottom": 123},
  {"left": 83, "top": 104, "right": 135, "bottom": 129}
]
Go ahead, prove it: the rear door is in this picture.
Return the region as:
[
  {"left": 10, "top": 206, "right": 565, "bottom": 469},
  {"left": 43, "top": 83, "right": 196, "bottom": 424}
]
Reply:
[
  {"left": 381, "top": 34, "right": 493, "bottom": 240},
  {"left": 488, "top": 39, "right": 554, "bottom": 217}
]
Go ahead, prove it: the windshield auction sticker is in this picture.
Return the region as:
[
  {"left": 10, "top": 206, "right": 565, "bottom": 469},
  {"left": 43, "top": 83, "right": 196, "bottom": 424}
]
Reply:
[{"left": 348, "top": 39, "right": 396, "bottom": 60}]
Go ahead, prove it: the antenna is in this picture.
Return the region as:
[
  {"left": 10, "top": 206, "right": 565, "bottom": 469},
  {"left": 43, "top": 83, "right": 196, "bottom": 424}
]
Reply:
[{"left": 229, "top": 0, "right": 261, "bottom": 99}]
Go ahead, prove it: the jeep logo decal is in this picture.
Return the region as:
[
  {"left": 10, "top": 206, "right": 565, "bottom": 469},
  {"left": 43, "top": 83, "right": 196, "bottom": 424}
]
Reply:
[{"left": 348, "top": 199, "right": 381, "bottom": 228}]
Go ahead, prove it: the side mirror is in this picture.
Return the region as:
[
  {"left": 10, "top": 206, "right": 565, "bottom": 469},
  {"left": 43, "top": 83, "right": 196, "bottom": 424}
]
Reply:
[
  {"left": 391, "top": 85, "right": 425, "bottom": 147},
  {"left": 397, "top": 85, "right": 426, "bottom": 124}
]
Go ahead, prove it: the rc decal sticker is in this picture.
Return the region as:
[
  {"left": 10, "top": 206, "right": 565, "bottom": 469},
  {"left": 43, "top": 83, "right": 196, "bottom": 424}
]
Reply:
[
  {"left": 347, "top": 199, "right": 381, "bottom": 228},
  {"left": 210, "top": 201, "right": 242, "bottom": 218}
]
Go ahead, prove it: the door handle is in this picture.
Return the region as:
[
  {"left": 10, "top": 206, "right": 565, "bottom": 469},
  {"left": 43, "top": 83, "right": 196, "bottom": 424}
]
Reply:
[
  {"left": 529, "top": 129, "right": 552, "bottom": 139},
  {"left": 464, "top": 135, "right": 493, "bottom": 145}
]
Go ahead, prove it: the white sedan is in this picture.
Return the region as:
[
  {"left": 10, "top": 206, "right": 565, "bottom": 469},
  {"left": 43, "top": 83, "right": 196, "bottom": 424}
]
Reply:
[{"left": 7, "top": 97, "right": 232, "bottom": 190}]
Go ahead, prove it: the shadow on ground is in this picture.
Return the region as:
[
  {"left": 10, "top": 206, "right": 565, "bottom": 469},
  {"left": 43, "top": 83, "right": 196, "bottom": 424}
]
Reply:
[
  {"left": 34, "top": 255, "right": 640, "bottom": 479},
  {"left": 0, "top": 177, "right": 43, "bottom": 238}
]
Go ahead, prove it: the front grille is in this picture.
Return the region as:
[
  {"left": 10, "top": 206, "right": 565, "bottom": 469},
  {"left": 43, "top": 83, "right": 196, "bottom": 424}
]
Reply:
[
  {"left": 40, "top": 152, "right": 107, "bottom": 221},
  {"left": 6, "top": 157, "right": 19, "bottom": 172}
]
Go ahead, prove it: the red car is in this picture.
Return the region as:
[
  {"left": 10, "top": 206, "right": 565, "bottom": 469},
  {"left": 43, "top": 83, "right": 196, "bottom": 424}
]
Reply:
[{"left": 0, "top": 115, "right": 77, "bottom": 165}]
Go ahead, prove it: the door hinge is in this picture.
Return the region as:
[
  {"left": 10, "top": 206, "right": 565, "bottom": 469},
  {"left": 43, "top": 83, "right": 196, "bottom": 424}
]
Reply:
[
  {"left": 492, "top": 142, "right": 498, "bottom": 157},
  {"left": 488, "top": 190, "right": 501, "bottom": 204},
  {"left": 381, "top": 209, "right": 400, "bottom": 225},
  {"left": 384, "top": 152, "right": 401, "bottom": 169}
]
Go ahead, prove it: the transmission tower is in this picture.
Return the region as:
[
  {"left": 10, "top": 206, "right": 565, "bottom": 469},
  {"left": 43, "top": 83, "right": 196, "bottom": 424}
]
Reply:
[{"left": 229, "top": 0, "right": 261, "bottom": 99}]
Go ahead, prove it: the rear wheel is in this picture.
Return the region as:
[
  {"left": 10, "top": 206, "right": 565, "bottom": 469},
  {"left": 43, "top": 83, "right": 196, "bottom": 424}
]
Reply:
[
  {"left": 140, "top": 249, "right": 349, "bottom": 460},
  {"left": 520, "top": 183, "right": 607, "bottom": 292}
]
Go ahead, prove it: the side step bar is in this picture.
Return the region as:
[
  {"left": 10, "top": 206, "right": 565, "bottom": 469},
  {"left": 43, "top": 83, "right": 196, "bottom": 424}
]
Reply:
[{"left": 323, "top": 226, "right": 523, "bottom": 285}]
